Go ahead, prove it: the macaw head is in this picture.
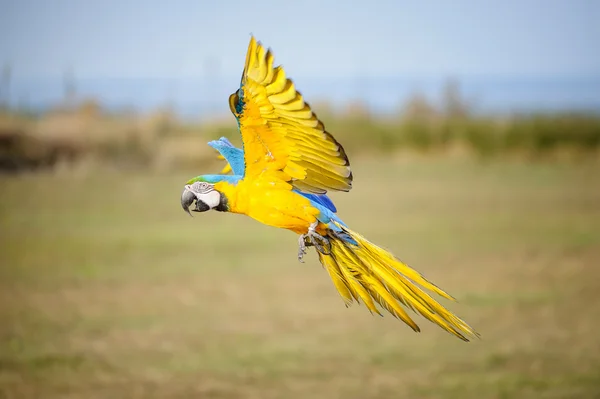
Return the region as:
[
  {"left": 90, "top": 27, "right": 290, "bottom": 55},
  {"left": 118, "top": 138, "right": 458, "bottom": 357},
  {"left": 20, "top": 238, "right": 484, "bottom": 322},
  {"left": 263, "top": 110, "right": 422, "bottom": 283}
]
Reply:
[
  {"left": 180, "top": 174, "right": 240, "bottom": 216},
  {"left": 180, "top": 180, "right": 225, "bottom": 216}
]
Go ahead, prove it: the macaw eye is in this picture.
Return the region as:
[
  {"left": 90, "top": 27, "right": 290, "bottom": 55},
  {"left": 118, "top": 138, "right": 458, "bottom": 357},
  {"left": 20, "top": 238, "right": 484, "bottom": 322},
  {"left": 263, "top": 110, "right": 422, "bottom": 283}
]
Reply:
[{"left": 191, "top": 181, "right": 211, "bottom": 193}]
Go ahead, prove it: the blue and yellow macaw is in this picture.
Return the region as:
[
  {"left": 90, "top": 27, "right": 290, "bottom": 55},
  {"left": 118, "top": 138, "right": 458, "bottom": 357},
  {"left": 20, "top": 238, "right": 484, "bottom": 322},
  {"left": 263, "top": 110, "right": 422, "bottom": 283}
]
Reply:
[{"left": 181, "top": 37, "right": 479, "bottom": 341}]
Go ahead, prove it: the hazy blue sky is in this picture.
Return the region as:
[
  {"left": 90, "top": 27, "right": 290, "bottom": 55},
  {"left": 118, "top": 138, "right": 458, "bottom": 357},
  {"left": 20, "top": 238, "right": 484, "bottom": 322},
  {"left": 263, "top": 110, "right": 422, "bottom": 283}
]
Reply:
[{"left": 1, "top": 0, "right": 599, "bottom": 81}]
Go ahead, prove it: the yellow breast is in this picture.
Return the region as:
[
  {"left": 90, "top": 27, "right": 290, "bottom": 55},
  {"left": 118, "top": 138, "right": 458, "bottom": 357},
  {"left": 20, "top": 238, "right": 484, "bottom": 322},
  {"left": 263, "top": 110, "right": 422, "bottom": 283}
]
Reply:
[{"left": 215, "top": 178, "right": 320, "bottom": 234}]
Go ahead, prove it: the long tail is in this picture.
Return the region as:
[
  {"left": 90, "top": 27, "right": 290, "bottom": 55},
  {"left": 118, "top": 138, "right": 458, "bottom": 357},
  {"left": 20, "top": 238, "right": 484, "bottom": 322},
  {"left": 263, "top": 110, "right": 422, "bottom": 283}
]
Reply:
[{"left": 317, "top": 221, "right": 480, "bottom": 342}]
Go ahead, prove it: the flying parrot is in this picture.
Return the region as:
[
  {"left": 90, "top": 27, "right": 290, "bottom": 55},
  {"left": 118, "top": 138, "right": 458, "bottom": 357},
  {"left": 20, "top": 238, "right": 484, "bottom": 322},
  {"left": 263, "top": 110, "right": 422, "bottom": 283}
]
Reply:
[{"left": 181, "top": 36, "right": 479, "bottom": 341}]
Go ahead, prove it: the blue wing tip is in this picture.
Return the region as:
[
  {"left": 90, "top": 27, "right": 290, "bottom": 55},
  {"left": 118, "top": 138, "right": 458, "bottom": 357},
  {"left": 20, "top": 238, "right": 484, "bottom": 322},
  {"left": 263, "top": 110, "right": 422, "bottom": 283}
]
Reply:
[
  {"left": 218, "top": 137, "right": 234, "bottom": 146},
  {"left": 208, "top": 137, "right": 235, "bottom": 149}
]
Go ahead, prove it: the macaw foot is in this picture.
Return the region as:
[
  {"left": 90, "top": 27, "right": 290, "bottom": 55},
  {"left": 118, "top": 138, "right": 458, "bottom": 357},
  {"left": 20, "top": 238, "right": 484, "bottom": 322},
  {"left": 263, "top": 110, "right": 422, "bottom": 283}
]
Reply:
[{"left": 297, "top": 221, "right": 331, "bottom": 263}]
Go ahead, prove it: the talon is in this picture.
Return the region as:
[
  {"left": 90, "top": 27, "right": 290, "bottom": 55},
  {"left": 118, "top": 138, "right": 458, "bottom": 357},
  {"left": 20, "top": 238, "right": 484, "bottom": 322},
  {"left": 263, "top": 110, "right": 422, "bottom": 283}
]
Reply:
[
  {"left": 297, "top": 221, "right": 330, "bottom": 261},
  {"left": 320, "top": 236, "right": 332, "bottom": 255},
  {"left": 304, "top": 235, "right": 313, "bottom": 247},
  {"left": 309, "top": 234, "right": 331, "bottom": 255},
  {"left": 297, "top": 235, "right": 307, "bottom": 263}
]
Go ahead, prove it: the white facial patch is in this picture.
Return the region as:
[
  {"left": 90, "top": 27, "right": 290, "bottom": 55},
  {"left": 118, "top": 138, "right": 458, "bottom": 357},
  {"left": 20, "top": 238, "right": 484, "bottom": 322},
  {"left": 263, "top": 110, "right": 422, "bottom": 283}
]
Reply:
[
  {"left": 196, "top": 190, "right": 221, "bottom": 209},
  {"left": 186, "top": 182, "right": 220, "bottom": 209}
]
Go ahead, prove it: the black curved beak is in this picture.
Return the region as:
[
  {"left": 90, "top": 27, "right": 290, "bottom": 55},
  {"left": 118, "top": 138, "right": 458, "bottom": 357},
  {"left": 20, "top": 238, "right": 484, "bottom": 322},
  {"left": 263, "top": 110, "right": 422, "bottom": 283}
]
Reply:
[{"left": 181, "top": 188, "right": 196, "bottom": 217}]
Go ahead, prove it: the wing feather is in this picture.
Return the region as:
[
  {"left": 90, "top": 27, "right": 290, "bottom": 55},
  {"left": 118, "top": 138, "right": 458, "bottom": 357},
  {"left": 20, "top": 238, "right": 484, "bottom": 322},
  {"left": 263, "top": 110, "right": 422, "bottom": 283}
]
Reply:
[{"left": 230, "top": 36, "right": 353, "bottom": 193}]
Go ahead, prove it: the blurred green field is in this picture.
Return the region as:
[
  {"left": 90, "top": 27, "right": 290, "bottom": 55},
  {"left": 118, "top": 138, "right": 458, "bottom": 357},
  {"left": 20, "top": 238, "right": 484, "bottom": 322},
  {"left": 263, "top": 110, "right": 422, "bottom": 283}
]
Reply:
[{"left": 1, "top": 157, "right": 600, "bottom": 398}]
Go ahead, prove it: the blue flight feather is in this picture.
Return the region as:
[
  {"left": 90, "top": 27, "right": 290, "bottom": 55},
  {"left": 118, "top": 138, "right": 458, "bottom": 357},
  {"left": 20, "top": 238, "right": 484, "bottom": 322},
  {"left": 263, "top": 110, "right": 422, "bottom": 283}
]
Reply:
[
  {"left": 301, "top": 193, "right": 337, "bottom": 213},
  {"left": 208, "top": 137, "right": 246, "bottom": 176}
]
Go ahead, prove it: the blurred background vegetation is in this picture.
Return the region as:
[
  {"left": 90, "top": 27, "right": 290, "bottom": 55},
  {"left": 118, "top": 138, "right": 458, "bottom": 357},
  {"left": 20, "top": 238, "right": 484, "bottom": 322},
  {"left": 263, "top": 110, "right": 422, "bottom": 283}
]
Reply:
[{"left": 1, "top": 77, "right": 599, "bottom": 174}]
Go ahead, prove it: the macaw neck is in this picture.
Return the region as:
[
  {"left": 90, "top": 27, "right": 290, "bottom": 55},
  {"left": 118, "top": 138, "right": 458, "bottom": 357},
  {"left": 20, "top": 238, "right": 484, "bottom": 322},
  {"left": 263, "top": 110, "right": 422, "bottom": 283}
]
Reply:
[{"left": 214, "top": 180, "right": 245, "bottom": 214}]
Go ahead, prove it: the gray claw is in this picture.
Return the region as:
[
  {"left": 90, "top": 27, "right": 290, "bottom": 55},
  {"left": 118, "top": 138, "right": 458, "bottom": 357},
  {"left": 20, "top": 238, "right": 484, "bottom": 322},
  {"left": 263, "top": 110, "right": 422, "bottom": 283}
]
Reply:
[
  {"left": 297, "top": 235, "right": 307, "bottom": 263},
  {"left": 297, "top": 221, "right": 331, "bottom": 262}
]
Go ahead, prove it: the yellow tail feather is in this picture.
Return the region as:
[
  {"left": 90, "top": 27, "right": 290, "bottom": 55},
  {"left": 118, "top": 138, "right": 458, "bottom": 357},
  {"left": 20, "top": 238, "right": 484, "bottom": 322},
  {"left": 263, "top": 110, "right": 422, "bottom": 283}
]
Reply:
[{"left": 317, "top": 224, "right": 480, "bottom": 342}]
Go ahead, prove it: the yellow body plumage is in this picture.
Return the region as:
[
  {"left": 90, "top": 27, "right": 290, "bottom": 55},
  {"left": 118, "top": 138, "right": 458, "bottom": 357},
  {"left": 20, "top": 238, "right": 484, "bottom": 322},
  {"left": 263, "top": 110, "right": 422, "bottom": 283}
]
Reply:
[{"left": 215, "top": 178, "right": 323, "bottom": 235}]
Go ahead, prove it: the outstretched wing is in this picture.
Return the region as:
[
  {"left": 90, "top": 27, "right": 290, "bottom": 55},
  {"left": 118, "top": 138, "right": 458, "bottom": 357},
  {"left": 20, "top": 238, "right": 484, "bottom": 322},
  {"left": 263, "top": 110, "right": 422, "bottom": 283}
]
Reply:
[{"left": 229, "top": 36, "right": 353, "bottom": 194}]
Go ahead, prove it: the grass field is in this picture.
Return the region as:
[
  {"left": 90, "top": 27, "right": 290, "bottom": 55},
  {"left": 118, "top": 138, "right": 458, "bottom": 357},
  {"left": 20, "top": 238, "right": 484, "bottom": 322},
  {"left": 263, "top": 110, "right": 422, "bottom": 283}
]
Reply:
[{"left": 1, "top": 157, "right": 599, "bottom": 398}]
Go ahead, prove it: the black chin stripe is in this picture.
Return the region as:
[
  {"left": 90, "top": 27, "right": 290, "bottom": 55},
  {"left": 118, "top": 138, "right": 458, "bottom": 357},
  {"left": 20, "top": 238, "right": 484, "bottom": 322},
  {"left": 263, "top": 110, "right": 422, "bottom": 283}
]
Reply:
[{"left": 194, "top": 200, "right": 210, "bottom": 212}]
